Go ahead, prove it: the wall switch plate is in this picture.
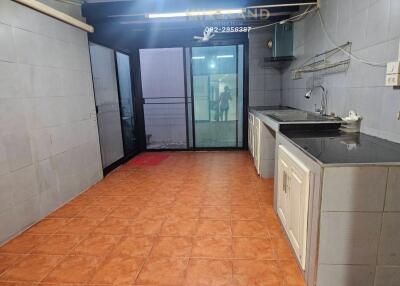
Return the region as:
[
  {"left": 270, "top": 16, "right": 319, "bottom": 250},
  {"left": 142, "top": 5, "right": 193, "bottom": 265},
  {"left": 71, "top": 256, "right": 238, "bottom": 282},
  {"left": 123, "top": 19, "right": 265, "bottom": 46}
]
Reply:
[
  {"left": 386, "top": 74, "right": 400, "bottom": 86},
  {"left": 387, "top": 62, "right": 400, "bottom": 74}
]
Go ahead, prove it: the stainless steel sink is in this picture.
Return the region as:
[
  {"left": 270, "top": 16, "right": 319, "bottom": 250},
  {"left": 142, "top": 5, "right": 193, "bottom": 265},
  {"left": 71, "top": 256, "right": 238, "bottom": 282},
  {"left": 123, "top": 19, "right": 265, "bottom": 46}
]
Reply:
[{"left": 263, "top": 110, "right": 340, "bottom": 122}]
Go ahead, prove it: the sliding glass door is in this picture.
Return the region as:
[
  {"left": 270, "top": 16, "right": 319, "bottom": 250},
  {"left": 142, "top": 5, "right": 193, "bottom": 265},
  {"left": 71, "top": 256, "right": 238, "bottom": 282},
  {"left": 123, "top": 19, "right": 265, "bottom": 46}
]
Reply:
[
  {"left": 89, "top": 43, "right": 138, "bottom": 173},
  {"left": 191, "top": 45, "right": 244, "bottom": 148},
  {"left": 138, "top": 44, "right": 245, "bottom": 150},
  {"left": 90, "top": 43, "right": 124, "bottom": 168},
  {"left": 139, "top": 48, "right": 188, "bottom": 149}
]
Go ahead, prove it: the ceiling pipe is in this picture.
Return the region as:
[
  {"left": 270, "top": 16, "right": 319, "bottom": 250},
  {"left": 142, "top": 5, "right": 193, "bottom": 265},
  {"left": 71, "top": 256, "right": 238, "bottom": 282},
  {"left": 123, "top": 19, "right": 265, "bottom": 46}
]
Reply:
[{"left": 12, "top": 0, "right": 94, "bottom": 33}]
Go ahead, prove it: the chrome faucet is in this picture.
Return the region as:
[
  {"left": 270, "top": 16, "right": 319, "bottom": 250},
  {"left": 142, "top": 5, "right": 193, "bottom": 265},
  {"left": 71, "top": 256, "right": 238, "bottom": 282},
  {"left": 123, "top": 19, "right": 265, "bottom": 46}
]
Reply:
[{"left": 305, "top": 85, "right": 327, "bottom": 115}]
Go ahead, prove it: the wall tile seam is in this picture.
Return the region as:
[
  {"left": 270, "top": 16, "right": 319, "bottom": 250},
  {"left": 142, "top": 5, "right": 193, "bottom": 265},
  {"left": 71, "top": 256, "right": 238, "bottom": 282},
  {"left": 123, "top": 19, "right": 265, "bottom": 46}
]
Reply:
[
  {"left": 375, "top": 264, "right": 400, "bottom": 267},
  {"left": 24, "top": 118, "right": 95, "bottom": 129},
  {"left": 0, "top": 93, "right": 94, "bottom": 98},
  {"left": 46, "top": 142, "right": 98, "bottom": 154},
  {"left": 7, "top": 29, "right": 90, "bottom": 71},
  {"left": 0, "top": 63, "right": 91, "bottom": 77},
  {"left": 0, "top": 142, "right": 98, "bottom": 173},
  {"left": 346, "top": 39, "right": 400, "bottom": 59},
  {"left": 0, "top": 18, "right": 88, "bottom": 48},
  {"left": 48, "top": 140, "right": 101, "bottom": 154},
  {"left": 0, "top": 182, "right": 98, "bottom": 247},
  {"left": 249, "top": 88, "right": 267, "bottom": 91},
  {"left": 375, "top": 211, "right": 385, "bottom": 268},
  {"left": 0, "top": 58, "right": 91, "bottom": 73},
  {"left": 0, "top": 59, "right": 92, "bottom": 72},
  {"left": 381, "top": 168, "right": 390, "bottom": 211},
  {"left": 281, "top": 85, "right": 396, "bottom": 90},
  {"left": 12, "top": 191, "right": 41, "bottom": 202},
  {"left": 281, "top": 87, "right": 308, "bottom": 90},
  {"left": 293, "top": 23, "right": 398, "bottom": 54},
  {"left": 14, "top": 26, "right": 88, "bottom": 50},
  {"left": 0, "top": 163, "right": 34, "bottom": 175}
]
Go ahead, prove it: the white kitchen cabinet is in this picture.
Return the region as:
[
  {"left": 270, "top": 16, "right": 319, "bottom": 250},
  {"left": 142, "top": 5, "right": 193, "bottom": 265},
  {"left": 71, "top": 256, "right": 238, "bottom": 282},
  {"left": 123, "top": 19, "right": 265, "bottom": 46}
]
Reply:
[
  {"left": 277, "top": 150, "right": 290, "bottom": 228},
  {"left": 253, "top": 117, "right": 261, "bottom": 174},
  {"left": 249, "top": 112, "right": 276, "bottom": 178},
  {"left": 277, "top": 145, "right": 310, "bottom": 270},
  {"left": 248, "top": 113, "right": 254, "bottom": 157}
]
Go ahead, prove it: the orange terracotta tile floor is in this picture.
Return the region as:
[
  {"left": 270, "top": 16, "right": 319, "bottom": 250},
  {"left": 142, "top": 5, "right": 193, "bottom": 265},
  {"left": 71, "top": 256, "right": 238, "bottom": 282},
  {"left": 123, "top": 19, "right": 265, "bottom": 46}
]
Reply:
[{"left": 0, "top": 151, "right": 306, "bottom": 286}]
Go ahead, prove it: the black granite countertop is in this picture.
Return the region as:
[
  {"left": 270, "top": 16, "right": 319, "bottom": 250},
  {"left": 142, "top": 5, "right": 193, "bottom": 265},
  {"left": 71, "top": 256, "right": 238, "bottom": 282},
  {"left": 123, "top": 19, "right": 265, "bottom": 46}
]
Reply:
[
  {"left": 281, "top": 129, "right": 400, "bottom": 165},
  {"left": 249, "top": 106, "right": 293, "bottom": 111}
]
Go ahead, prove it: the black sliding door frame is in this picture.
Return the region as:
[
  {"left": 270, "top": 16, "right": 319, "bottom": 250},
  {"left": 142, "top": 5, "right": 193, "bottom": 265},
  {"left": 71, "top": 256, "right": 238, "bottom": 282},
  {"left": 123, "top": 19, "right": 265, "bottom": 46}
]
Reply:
[
  {"left": 132, "top": 38, "right": 249, "bottom": 152},
  {"left": 139, "top": 47, "right": 189, "bottom": 150},
  {"left": 88, "top": 42, "right": 140, "bottom": 175},
  {"left": 190, "top": 41, "right": 246, "bottom": 149},
  {"left": 114, "top": 51, "right": 135, "bottom": 156}
]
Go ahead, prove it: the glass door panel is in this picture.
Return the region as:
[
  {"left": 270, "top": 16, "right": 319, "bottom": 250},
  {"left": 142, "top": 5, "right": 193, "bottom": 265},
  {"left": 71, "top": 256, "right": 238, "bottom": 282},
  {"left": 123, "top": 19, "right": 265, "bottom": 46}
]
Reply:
[
  {"left": 116, "top": 52, "right": 136, "bottom": 156},
  {"left": 140, "top": 48, "right": 187, "bottom": 149},
  {"left": 89, "top": 43, "right": 124, "bottom": 168},
  {"left": 191, "top": 45, "right": 243, "bottom": 148}
]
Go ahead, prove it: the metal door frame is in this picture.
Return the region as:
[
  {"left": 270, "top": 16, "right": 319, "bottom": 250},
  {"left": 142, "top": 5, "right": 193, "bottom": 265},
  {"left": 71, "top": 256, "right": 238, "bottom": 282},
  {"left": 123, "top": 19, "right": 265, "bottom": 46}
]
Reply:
[
  {"left": 88, "top": 42, "right": 140, "bottom": 175},
  {"left": 134, "top": 38, "right": 249, "bottom": 151}
]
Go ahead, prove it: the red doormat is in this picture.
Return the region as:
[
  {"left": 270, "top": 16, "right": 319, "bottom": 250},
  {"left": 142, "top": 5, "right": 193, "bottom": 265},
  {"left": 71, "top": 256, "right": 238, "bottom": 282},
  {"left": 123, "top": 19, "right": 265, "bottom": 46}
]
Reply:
[{"left": 124, "top": 153, "right": 169, "bottom": 168}]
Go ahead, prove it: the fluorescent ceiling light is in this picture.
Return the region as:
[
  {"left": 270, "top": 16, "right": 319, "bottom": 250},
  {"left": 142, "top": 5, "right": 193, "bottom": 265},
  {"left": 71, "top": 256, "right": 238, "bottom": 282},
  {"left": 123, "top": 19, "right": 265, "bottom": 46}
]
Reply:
[
  {"left": 192, "top": 56, "right": 205, "bottom": 60},
  {"left": 217, "top": 55, "right": 234, "bottom": 58},
  {"left": 148, "top": 9, "right": 244, "bottom": 19}
]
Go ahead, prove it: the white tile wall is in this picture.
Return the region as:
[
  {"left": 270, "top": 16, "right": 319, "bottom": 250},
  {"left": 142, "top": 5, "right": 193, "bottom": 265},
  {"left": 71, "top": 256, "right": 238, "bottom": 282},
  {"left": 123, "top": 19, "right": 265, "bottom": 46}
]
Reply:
[
  {"left": 374, "top": 266, "right": 400, "bottom": 286},
  {"left": 317, "top": 264, "right": 375, "bottom": 286},
  {"left": 0, "top": 0, "right": 102, "bottom": 244},
  {"left": 0, "top": 23, "right": 16, "bottom": 62},
  {"left": 322, "top": 167, "right": 387, "bottom": 212},
  {"left": 281, "top": 0, "right": 400, "bottom": 143},
  {"left": 319, "top": 212, "right": 382, "bottom": 265},
  {"left": 378, "top": 213, "right": 400, "bottom": 265},
  {"left": 249, "top": 29, "right": 282, "bottom": 107},
  {"left": 385, "top": 167, "right": 400, "bottom": 212}
]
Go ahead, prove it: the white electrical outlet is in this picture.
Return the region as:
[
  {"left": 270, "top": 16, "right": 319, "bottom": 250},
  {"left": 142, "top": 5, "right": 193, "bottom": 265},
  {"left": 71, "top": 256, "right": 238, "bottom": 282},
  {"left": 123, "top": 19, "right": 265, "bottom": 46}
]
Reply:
[
  {"left": 387, "top": 62, "right": 400, "bottom": 74},
  {"left": 386, "top": 74, "right": 400, "bottom": 86},
  {"left": 385, "top": 52, "right": 400, "bottom": 86}
]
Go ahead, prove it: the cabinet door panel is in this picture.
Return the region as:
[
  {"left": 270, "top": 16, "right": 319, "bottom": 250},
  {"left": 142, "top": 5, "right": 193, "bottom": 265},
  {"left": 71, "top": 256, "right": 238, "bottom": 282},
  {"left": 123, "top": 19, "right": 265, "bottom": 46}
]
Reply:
[
  {"left": 248, "top": 116, "right": 253, "bottom": 156},
  {"left": 277, "top": 153, "right": 290, "bottom": 230},
  {"left": 288, "top": 170, "right": 303, "bottom": 259},
  {"left": 278, "top": 145, "right": 310, "bottom": 270},
  {"left": 289, "top": 160, "right": 310, "bottom": 270},
  {"left": 254, "top": 118, "right": 260, "bottom": 173}
]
